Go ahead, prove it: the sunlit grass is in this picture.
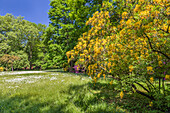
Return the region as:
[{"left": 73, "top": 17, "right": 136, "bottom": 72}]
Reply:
[
  {"left": 0, "top": 70, "right": 167, "bottom": 113},
  {"left": 0, "top": 71, "right": 117, "bottom": 112}
]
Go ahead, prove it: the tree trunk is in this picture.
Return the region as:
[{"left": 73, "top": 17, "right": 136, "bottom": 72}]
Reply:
[
  {"left": 29, "top": 44, "right": 33, "bottom": 70},
  {"left": 11, "top": 64, "right": 13, "bottom": 71}
]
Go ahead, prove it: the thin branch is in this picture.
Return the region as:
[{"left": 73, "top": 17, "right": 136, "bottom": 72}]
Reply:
[
  {"left": 132, "top": 84, "right": 155, "bottom": 100},
  {"left": 146, "top": 78, "right": 156, "bottom": 89},
  {"left": 135, "top": 82, "right": 150, "bottom": 93},
  {"left": 144, "top": 33, "right": 170, "bottom": 60},
  {"left": 146, "top": 81, "right": 152, "bottom": 92},
  {"left": 157, "top": 28, "right": 169, "bottom": 34},
  {"left": 167, "top": 24, "right": 170, "bottom": 33}
]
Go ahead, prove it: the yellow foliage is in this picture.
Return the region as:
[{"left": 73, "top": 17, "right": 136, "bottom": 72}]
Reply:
[
  {"left": 97, "top": 73, "right": 101, "bottom": 78},
  {"left": 150, "top": 77, "right": 154, "bottom": 83},
  {"left": 149, "top": 101, "right": 153, "bottom": 107},
  {"left": 0, "top": 67, "right": 4, "bottom": 72},
  {"left": 103, "top": 74, "right": 106, "bottom": 79},
  {"left": 66, "top": 1, "right": 169, "bottom": 92},
  {"left": 139, "top": 10, "right": 149, "bottom": 19},
  {"left": 165, "top": 75, "right": 170, "bottom": 80},
  {"left": 94, "top": 76, "right": 97, "bottom": 83},
  {"left": 134, "top": 4, "right": 140, "bottom": 12},
  {"left": 147, "top": 66, "right": 154, "bottom": 74},
  {"left": 120, "top": 91, "right": 124, "bottom": 99},
  {"left": 108, "top": 62, "right": 111, "bottom": 68},
  {"left": 110, "top": 80, "right": 113, "bottom": 85},
  {"left": 158, "top": 61, "right": 163, "bottom": 67},
  {"left": 122, "top": 12, "right": 128, "bottom": 19},
  {"left": 129, "top": 65, "right": 133, "bottom": 72}
]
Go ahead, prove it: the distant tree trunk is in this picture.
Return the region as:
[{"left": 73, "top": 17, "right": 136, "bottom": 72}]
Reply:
[
  {"left": 69, "top": 59, "right": 76, "bottom": 72},
  {"left": 11, "top": 64, "right": 13, "bottom": 71},
  {"left": 29, "top": 44, "right": 33, "bottom": 70},
  {"left": 30, "top": 62, "right": 32, "bottom": 70}
]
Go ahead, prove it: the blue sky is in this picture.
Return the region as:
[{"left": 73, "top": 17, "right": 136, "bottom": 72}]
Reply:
[{"left": 0, "top": 0, "right": 51, "bottom": 26}]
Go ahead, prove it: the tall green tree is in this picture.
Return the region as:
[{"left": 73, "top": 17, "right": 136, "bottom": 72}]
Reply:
[
  {"left": 24, "top": 22, "right": 46, "bottom": 69},
  {"left": 47, "top": 0, "right": 109, "bottom": 68},
  {"left": 0, "top": 14, "right": 46, "bottom": 70}
]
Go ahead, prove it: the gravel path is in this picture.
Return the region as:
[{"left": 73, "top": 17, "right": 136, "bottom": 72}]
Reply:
[{"left": 0, "top": 71, "right": 45, "bottom": 75}]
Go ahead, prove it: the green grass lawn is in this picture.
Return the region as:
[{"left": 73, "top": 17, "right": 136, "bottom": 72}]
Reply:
[{"left": 0, "top": 70, "right": 167, "bottom": 113}]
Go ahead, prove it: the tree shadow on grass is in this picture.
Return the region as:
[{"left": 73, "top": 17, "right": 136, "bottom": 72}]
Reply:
[
  {"left": 0, "top": 81, "right": 159, "bottom": 113},
  {"left": 0, "top": 93, "right": 69, "bottom": 113},
  {"left": 54, "top": 81, "right": 164, "bottom": 113},
  {"left": 50, "top": 82, "right": 122, "bottom": 113},
  {"left": 0, "top": 93, "right": 46, "bottom": 113},
  {"left": 0, "top": 82, "right": 120, "bottom": 113}
]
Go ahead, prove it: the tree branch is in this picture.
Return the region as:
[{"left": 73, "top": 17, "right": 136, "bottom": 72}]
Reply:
[
  {"left": 144, "top": 33, "right": 170, "bottom": 60},
  {"left": 146, "top": 78, "right": 156, "bottom": 89},
  {"left": 135, "top": 82, "right": 150, "bottom": 93},
  {"left": 132, "top": 84, "right": 155, "bottom": 100},
  {"left": 157, "top": 28, "right": 169, "bottom": 34},
  {"left": 167, "top": 24, "right": 170, "bottom": 33}
]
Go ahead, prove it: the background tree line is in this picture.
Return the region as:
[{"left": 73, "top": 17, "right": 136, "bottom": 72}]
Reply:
[
  {"left": 0, "top": 14, "right": 46, "bottom": 71},
  {"left": 0, "top": 0, "right": 110, "bottom": 71}
]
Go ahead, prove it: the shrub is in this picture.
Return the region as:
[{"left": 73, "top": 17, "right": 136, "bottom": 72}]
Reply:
[{"left": 67, "top": 0, "right": 169, "bottom": 112}]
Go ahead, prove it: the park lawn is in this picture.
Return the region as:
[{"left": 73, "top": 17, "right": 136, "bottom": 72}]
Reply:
[{"left": 0, "top": 70, "right": 163, "bottom": 113}]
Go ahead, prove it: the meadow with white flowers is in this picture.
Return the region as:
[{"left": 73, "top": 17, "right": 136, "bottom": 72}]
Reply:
[{"left": 1, "top": 70, "right": 168, "bottom": 113}]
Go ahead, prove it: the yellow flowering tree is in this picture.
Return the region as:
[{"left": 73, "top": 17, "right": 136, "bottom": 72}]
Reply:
[{"left": 67, "top": 0, "right": 169, "bottom": 108}]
